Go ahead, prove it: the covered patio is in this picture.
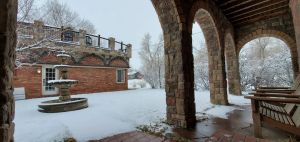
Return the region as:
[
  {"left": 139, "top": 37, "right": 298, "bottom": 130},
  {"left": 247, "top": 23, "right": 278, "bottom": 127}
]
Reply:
[{"left": 1, "top": 0, "right": 300, "bottom": 141}]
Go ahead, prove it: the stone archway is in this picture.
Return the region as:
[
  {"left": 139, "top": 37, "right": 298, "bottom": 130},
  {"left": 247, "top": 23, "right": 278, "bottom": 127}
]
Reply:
[
  {"left": 224, "top": 33, "right": 242, "bottom": 95},
  {"left": 152, "top": 0, "right": 196, "bottom": 128},
  {"left": 192, "top": 8, "right": 229, "bottom": 105},
  {"left": 236, "top": 29, "right": 299, "bottom": 77}
]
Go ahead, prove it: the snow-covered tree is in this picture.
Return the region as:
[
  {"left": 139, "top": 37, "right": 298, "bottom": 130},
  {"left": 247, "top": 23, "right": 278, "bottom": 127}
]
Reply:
[
  {"left": 139, "top": 34, "right": 164, "bottom": 89},
  {"left": 16, "top": 0, "right": 96, "bottom": 67},
  {"left": 193, "top": 41, "right": 209, "bottom": 91},
  {"left": 239, "top": 37, "right": 293, "bottom": 91}
]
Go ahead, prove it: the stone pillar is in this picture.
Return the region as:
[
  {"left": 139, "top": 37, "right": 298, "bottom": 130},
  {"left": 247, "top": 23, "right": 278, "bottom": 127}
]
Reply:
[
  {"left": 290, "top": 0, "right": 300, "bottom": 72},
  {"left": 108, "top": 37, "right": 115, "bottom": 50},
  {"left": 152, "top": 0, "right": 196, "bottom": 128},
  {"left": 195, "top": 10, "right": 229, "bottom": 105},
  {"left": 33, "top": 20, "right": 44, "bottom": 41},
  {"left": 0, "top": 0, "right": 18, "bottom": 141},
  {"left": 225, "top": 34, "right": 242, "bottom": 96},
  {"left": 79, "top": 29, "right": 86, "bottom": 48},
  {"left": 126, "top": 44, "right": 132, "bottom": 58}
]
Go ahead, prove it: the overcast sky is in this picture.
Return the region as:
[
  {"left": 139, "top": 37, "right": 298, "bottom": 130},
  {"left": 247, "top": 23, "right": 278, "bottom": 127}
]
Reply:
[{"left": 37, "top": 0, "right": 203, "bottom": 69}]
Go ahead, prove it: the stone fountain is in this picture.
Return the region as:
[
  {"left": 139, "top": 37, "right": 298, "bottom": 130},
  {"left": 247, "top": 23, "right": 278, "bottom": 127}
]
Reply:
[{"left": 38, "top": 51, "right": 88, "bottom": 113}]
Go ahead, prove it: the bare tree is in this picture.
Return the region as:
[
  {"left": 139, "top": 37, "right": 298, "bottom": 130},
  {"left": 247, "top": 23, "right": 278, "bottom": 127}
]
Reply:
[
  {"left": 16, "top": 0, "right": 97, "bottom": 68},
  {"left": 193, "top": 38, "right": 209, "bottom": 90},
  {"left": 18, "top": 0, "right": 36, "bottom": 22},
  {"left": 139, "top": 33, "right": 164, "bottom": 89}
]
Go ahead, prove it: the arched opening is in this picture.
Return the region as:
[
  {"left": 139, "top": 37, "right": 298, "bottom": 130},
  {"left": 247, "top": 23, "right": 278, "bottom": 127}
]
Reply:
[
  {"left": 239, "top": 37, "right": 294, "bottom": 91},
  {"left": 193, "top": 9, "right": 228, "bottom": 105}
]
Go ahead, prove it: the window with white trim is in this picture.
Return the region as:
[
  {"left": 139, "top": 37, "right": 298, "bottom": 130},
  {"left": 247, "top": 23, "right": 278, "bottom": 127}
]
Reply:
[{"left": 116, "top": 69, "right": 125, "bottom": 83}]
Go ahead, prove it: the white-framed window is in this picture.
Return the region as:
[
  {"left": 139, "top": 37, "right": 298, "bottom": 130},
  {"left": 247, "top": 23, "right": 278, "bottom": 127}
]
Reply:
[{"left": 116, "top": 69, "right": 125, "bottom": 83}]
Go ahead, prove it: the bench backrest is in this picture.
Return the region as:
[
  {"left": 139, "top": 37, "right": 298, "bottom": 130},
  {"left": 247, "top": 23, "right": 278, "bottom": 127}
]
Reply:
[{"left": 292, "top": 105, "right": 300, "bottom": 127}]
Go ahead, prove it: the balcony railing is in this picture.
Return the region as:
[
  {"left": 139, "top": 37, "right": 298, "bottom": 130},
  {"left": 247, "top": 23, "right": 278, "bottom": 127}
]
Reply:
[{"left": 17, "top": 21, "right": 132, "bottom": 55}]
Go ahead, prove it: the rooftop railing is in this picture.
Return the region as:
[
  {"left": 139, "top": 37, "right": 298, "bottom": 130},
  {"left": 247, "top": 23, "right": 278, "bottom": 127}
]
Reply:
[{"left": 17, "top": 21, "right": 132, "bottom": 56}]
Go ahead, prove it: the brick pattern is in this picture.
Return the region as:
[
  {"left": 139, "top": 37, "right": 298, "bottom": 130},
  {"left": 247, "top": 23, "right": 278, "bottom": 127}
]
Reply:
[
  {"left": 13, "top": 66, "right": 128, "bottom": 99},
  {"left": 0, "top": 0, "right": 17, "bottom": 141},
  {"left": 109, "top": 57, "right": 129, "bottom": 68},
  {"left": 13, "top": 66, "right": 42, "bottom": 99},
  {"left": 90, "top": 131, "right": 169, "bottom": 142},
  {"left": 206, "top": 129, "right": 271, "bottom": 142},
  {"left": 69, "top": 67, "right": 128, "bottom": 95},
  {"left": 14, "top": 48, "right": 130, "bottom": 99},
  {"left": 79, "top": 56, "right": 105, "bottom": 66}
]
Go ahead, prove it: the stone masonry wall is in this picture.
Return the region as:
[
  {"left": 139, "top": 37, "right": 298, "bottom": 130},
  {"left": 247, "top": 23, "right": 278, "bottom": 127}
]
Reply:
[
  {"left": 0, "top": 0, "right": 17, "bottom": 141},
  {"left": 235, "top": 13, "right": 299, "bottom": 77},
  {"left": 152, "top": 0, "right": 196, "bottom": 128},
  {"left": 225, "top": 33, "right": 242, "bottom": 95},
  {"left": 290, "top": 0, "right": 300, "bottom": 75}
]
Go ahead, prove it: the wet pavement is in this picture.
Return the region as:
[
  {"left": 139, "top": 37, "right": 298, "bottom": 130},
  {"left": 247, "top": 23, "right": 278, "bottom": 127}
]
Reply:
[
  {"left": 91, "top": 105, "right": 298, "bottom": 142},
  {"left": 173, "top": 105, "right": 295, "bottom": 142}
]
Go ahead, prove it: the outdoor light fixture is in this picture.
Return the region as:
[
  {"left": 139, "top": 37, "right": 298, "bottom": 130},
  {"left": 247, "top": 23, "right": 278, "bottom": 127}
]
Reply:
[{"left": 37, "top": 68, "right": 41, "bottom": 74}]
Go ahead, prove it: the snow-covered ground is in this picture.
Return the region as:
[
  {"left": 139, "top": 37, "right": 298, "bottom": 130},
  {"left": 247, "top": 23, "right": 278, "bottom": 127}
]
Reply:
[
  {"left": 128, "top": 79, "right": 151, "bottom": 89},
  {"left": 15, "top": 89, "right": 250, "bottom": 142}
]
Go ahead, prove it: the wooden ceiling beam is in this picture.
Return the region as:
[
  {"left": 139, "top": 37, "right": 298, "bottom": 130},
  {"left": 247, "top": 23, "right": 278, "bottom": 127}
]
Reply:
[
  {"left": 219, "top": 0, "right": 240, "bottom": 7},
  {"left": 233, "top": 10, "right": 288, "bottom": 26},
  {"left": 228, "top": 1, "right": 288, "bottom": 20},
  {"left": 231, "top": 5, "right": 288, "bottom": 23},
  {"left": 225, "top": 0, "right": 286, "bottom": 16},
  {"left": 223, "top": 0, "right": 256, "bottom": 12}
]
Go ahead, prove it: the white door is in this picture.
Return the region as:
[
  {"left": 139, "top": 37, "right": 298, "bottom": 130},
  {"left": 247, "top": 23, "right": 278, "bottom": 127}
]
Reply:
[{"left": 42, "top": 65, "right": 59, "bottom": 96}]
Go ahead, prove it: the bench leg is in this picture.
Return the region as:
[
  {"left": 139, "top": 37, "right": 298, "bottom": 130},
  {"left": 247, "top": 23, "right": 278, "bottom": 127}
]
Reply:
[
  {"left": 251, "top": 100, "right": 262, "bottom": 138},
  {"left": 252, "top": 111, "right": 262, "bottom": 138}
]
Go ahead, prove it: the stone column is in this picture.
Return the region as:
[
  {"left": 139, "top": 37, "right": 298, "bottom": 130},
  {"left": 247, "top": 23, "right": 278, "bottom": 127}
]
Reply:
[
  {"left": 225, "top": 35, "right": 242, "bottom": 96},
  {"left": 126, "top": 44, "right": 132, "bottom": 58},
  {"left": 0, "top": 0, "right": 17, "bottom": 141},
  {"left": 152, "top": 0, "right": 196, "bottom": 128},
  {"left": 33, "top": 20, "right": 44, "bottom": 41},
  {"left": 108, "top": 37, "right": 115, "bottom": 50},
  {"left": 290, "top": 0, "right": 300, "bottom": 72},
  {"left": 79, "top": 29, "right": 87, "bottom": 48},
  {"left": 195, "top": 10, "right": 229, "bottom": 105}
]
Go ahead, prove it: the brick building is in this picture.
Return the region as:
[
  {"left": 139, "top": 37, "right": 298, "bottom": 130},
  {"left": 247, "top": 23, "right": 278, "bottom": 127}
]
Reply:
[{"left": 13, "top": 21, "right": 132, "bottom": 99}]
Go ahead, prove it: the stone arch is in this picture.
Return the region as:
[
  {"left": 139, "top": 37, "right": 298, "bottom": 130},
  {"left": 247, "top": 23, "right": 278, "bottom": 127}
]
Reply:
[
  {"left": 108, "top": 57, "right": 129, "bottom": 68},
  {"left": 224, "top": 32, "right": 242, "bottom": 95},
  {"left": 152, "top": 0, "right": 196, "bottom": 128},
  {"left": 236, "top": 29, "right": 299, "bottom": 77},
  {"left": 78, "top": 54, "right": 105, "bottom": 66},
  {"left": 189, "top": 1, "right": 229, "bottom": 105}
]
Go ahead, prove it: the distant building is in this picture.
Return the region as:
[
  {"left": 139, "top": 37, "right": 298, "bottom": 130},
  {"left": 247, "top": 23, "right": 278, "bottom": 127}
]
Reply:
[
  {"left": 128, "top": 72, "right": 144, "bottom": 80},
  {"left": 14, "top": 21, "right": 132, "bottom": 99}
]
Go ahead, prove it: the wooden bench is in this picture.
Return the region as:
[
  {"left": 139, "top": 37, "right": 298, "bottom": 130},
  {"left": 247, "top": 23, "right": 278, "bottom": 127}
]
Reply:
[
  {"left": 245, "top": 95, "right": 300, "bottom": 138},
  {"left": 253, "top": 75, "right": 300, "bottom": 94}
]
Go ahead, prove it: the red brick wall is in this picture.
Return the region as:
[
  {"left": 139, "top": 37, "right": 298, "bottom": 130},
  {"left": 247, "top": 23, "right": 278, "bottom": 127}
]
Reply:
[
  {"left": 13, "top": 65, "right": 128, "bottom": 99},
  {"left": 13, "top": 66, "right": 43, "bottom": 99},
  {"left": 69, "top": 67, "right": 128, "bottom": 94},
  {"left": 80, "top": 56, "right": 104, "bottom": 66},
  {"left": 110, "top": 59, "right": 128, "bottom": 68}
]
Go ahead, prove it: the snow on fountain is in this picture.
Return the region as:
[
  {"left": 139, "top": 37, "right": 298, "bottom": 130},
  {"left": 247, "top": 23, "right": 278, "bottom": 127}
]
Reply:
[{"left": 38, "top": 51, "right": 88, "bottom": 113}]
